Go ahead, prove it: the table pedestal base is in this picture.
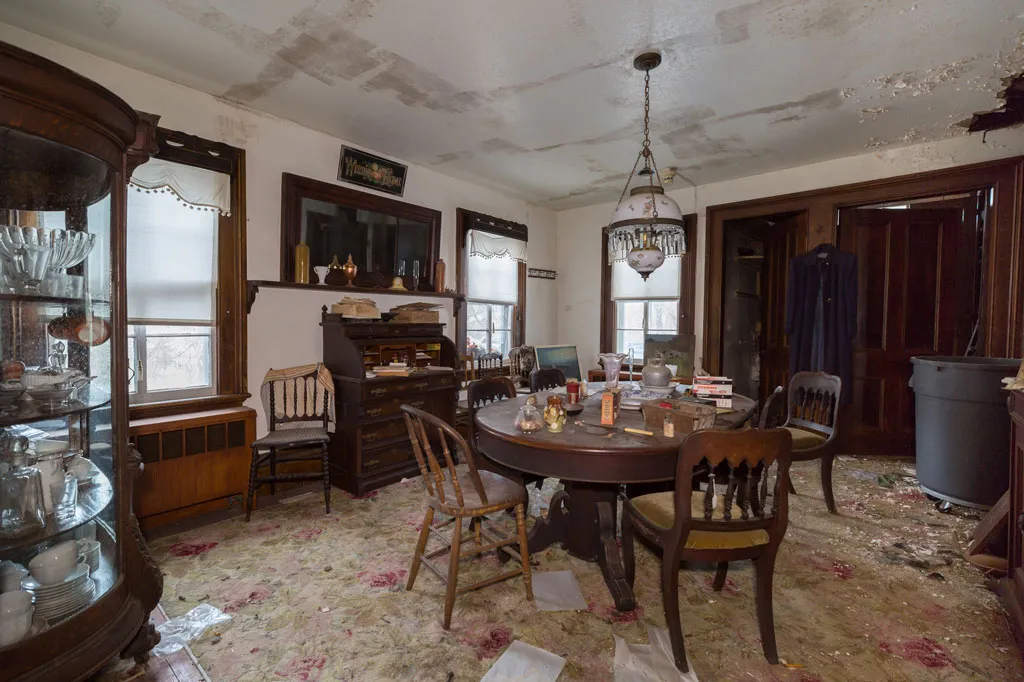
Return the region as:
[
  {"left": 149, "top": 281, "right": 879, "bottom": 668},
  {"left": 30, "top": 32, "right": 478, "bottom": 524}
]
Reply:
[{"left": 527, "top": 481, "right": 636, "bottom": 611}]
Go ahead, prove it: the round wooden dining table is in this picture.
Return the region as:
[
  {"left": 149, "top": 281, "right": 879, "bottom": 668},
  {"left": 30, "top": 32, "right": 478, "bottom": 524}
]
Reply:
[{"left": 474, "top": 385, "right": 755, "bottom": 611}]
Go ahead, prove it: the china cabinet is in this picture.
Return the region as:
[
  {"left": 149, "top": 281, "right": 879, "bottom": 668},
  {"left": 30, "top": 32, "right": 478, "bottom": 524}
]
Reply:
[{"left": 0, "top": 41, "right": 162, "bottom": 680}]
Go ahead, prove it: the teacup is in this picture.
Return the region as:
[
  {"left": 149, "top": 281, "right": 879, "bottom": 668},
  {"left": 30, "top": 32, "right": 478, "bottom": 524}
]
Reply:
[
  {"left": 28, "top": 539, "right": 78, "bottom": 585},
  {"left": 0, "top": 590, "right": 32, "bottom": 617}
]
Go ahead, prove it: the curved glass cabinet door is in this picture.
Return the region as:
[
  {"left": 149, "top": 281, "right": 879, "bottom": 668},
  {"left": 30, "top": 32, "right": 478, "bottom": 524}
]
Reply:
[{"left": 0, "top": 124, "right": 119, "bottom": 644}]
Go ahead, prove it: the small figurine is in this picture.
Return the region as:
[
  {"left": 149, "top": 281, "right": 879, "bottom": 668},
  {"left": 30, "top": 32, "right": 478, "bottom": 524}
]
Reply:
[{"left": 543, "top": 395, "right": 566, "bottom": 433}]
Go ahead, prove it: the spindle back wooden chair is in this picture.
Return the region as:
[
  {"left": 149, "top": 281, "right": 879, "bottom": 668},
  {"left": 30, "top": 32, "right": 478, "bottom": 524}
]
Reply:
[
  {"left": 476, "top": 351, "right": 503, "bottom": 380},
  {"left": 508, "top": 345, "right": 535, "bottom": 388},
  {"left": 760, "top": 371, "right": 842, "bottom": 513},
  {"left": 622, "top": 428, "right": 793, "bottom": 673},
  {"left": 529, "top": 367, "right": 566, "bottom": 393},
  {"left": 401, "top": 405, "right": 533, "bottom": 629},
  {"left": 246, "top": 367, "right": 331, "bottom": 521}
]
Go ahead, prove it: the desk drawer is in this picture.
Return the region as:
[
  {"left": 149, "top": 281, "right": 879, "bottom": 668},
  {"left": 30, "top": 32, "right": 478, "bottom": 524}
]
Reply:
[
  {"left": 359, "top": 419, "right": 408, "bottom": 447},
  {"left": 361, "top": 442, "right": 416, "bottom": 474},
  {"left": 363, "top": 374, "right": 455, "bottom": 401}
]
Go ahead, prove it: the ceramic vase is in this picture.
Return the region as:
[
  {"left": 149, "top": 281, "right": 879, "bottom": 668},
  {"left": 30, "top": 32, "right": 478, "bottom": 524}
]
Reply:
[{"left": 642, "top": 355, "right": 673, "bottom": 387}]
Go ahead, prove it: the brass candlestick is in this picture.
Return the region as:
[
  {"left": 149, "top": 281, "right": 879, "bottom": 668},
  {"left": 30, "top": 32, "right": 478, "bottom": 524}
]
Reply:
[{"left": 340, "top": 253, "right": 358, "bottom": 286}]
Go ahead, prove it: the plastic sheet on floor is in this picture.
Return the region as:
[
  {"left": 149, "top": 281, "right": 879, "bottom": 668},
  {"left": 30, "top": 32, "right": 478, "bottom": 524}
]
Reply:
[
  {"left": 152, "top": 603, "right": 232, "bottom": 657},
  {"left": 532, "top": 570, "right": 588, "bottom": 611},
  {"left": 614, "top": 626, "right": 699, "bottom": 681},
  {"left": 480, "top": 640, "right": 566, "bottom": 682}
]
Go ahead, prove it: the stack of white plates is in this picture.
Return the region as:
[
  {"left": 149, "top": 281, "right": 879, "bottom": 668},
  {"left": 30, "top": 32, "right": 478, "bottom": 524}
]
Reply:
[
  {"left": 77, "top": 539, "right": 100, "bottom": 574},
  {"left": 20, "top": 563, "right": 95, "bottom": 622}
]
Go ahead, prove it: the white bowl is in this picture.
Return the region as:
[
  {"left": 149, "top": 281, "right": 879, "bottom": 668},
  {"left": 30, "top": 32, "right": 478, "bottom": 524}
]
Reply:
[
  {"left": 28, "top": 540, "right": 78, "bottom": 585},
  {"left": 0, "top": 565, "right": 28, "bottom": 594},
  {"left": 0, "top": 603, "right": 33, "bottom": 646},
  {"left": 0, "top": 590, "right": 32, "bottom": 616}
]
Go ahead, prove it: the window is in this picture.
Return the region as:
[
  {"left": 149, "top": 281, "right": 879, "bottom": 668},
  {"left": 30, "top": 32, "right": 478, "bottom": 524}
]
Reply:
[
  {"left": 458, "top": 211, "right": 528, "bottom": 357},
  {"left": 127, "top": 164, "right": 221, "bottom": 403},
  {"left": 611, "top": 257, "right": 681, "bottom": 362}
]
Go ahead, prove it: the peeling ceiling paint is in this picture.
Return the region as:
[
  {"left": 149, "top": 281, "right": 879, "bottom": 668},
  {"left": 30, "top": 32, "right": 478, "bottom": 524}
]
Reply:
[{"left": 1, "top": 0, "right": 1022, "bottom": 209}]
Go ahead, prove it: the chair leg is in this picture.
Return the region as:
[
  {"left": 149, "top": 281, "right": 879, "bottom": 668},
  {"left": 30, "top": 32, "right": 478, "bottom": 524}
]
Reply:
[
  {"left": 269, "top": 448, "right": 277, "bottom": 496},
  {"left": 787, "top": 478, "right": 797, "bottom": 495},
  {"left": 443, "top": 515, "right": 463, "bottom": 629},
  {"left": 407, "top": 507, "right": 434, "bottom": 592},
  {"left": 754, "top": 547, "right": 780, "bottom": 664},
  {"left": 622, "top": 513, "right": 636, "bottom": 589},
  {"left": 244, "top": 446, "right": 259, "bottom": 522},
  {"left": 820, "top": 454, "right": 838, "bottom": 514},
  {"left": 473, "top": 517, "right": 482, "bottom": 547},
  {"left": 712, "top": 562, "right": 729, "bottom": 592},
  {"left": 321, "top": 444, "right": 331, "bottom": 514},
  {"left": 661, "top": 540, "right": 688, "bottom": 673},
  {"left": 515, "top": 503, "right": 534, "bottom": 601}
]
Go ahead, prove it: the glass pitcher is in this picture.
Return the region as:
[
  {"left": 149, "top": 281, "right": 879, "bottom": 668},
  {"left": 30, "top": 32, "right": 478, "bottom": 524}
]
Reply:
[
  {"left": 0, "top": 450, "right": 46, "bottom": 539},
  {"left": 599, "top": 353, "right": 627, "bottom": 390}
]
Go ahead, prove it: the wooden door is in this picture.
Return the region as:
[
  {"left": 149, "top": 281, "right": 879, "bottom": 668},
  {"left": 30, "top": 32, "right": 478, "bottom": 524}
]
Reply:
[
  {"left": 837, "top": 201, "right": 978, "bottom": 455},
  {"left": 758, "top": 213, "right": 806, "bottom": 406}
]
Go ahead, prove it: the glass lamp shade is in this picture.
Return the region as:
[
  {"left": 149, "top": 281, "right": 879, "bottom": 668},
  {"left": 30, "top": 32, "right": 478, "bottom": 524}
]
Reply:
[{"left": 605, "top": 185, "right": 687, "bottom": 274}]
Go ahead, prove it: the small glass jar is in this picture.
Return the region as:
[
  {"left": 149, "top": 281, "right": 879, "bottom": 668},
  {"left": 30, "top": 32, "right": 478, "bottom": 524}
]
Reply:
[
  {"left": 0, "top": 450, "right": 46, "bottom": 539},
  {"left": 514, "top": 402, "right": 544, "bottom": 432}
]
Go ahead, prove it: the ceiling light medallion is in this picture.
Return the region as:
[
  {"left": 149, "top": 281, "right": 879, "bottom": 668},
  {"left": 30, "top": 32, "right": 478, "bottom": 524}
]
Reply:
[{"left": 604, "top": 51, "right": 686, "bottom": 281}]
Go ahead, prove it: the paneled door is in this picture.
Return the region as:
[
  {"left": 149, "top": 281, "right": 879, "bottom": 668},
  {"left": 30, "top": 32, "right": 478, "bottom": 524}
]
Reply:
[
  {"left": 837, "top": 199, "right": 979, "bottom": 455},
  {"left": 758, "top": 212, "right": 806, "bottom": 406}
]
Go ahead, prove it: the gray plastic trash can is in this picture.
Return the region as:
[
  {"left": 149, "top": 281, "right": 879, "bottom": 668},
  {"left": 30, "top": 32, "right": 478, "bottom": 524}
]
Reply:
[{"left": 910, "top": 356, "right": 1020, "bottom": 509}]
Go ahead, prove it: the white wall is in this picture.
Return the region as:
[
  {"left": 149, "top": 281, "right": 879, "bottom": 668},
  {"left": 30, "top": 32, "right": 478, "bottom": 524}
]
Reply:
[
  {"left": 0, "top": 23, "right": 558, "bottom": 428},
  {"left": 557, "top": 133, "right": 1024, "bottom": 372}
]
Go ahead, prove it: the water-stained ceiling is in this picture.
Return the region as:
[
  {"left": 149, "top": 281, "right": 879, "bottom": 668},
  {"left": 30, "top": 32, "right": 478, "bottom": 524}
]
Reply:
[{"left": 1, "top": 0, "right": 1022, "bottom": 209}]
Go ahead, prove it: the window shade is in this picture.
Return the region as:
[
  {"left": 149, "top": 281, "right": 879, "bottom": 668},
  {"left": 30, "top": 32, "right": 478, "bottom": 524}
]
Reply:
[
  {"left": 127, "top": 186, "right": 218, "bottom": 323},
  {"left": 611, "top": 256, "right": 681, "bottom": 300},
  {"left": 466, "top": 229, "right": 522, "bottom": 304},
  {"left": 130, "top": 157, "right": 232, "bottom": 216}
]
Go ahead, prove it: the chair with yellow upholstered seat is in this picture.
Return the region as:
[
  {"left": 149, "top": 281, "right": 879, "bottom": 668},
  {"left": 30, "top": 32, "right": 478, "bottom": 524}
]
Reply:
[
  {"left": 622, "top": 428, "right": 793, "bottom": 673},
  {"left": 760, "top": 371, "right": 842, "bottom": 514}
]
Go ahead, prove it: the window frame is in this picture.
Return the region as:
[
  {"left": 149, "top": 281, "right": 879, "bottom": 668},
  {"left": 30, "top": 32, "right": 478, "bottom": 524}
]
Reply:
[
  {"left": 128, "top": 324, "right": 218, "bottom": 404},
  {"left": 465, "top": 300, "right": 515, "bottom": 357},
  {"left": 455, "top": 209, "right": 527, "bottom": 356},
  {"left": 600, "top": 213, "right": 697, "bottom": 365},
  {"left": 613, "top": 298, "right": 680, "bottom": 362},
  {"left": 127, "top": 127, "right": 248, "bottom": 419}
]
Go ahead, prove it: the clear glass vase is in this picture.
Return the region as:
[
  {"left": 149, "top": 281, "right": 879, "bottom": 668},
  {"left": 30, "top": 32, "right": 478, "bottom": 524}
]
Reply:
[
  {"left": 599, "top": 353, "right": 627, "bottom": 390},
  {"left": 0, "top": 451, "right": 46, "bottom": 539}
]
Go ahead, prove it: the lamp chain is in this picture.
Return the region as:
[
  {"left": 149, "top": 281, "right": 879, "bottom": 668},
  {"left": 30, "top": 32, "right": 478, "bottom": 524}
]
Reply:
[{"left": 642, "top": 66, "right": 660, "bottom": 226}]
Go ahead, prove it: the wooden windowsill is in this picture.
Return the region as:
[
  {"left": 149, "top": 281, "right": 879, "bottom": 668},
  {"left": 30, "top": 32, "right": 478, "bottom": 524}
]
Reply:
[{"left": 129, "top": 393, "right": 251, "bottom": 421}]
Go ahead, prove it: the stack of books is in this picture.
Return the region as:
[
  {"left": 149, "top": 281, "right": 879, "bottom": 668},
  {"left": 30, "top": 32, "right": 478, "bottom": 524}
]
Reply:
[
  {"left": 372, "top": 362, "right": 413, "bottom": 377},
  {"left": 692, "top": 376, "right": 733, "bottom": 408}
]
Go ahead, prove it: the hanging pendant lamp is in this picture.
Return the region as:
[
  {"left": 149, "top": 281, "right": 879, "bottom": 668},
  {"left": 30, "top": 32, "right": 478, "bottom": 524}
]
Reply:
[{"left": 604, "top": 52, "right": 686, "bottom": 281}]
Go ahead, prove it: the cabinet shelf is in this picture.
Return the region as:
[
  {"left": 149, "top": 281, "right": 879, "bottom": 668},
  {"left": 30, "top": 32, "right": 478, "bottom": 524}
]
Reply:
[
  {"left": 0, "top": 385, "right": 111, "bottom": 429},
  {"left": 0, "top": 293, "right": 110, "bottom": 307},
  {"left": 0, "top": 468, "right": 113, "bottom": 554}
]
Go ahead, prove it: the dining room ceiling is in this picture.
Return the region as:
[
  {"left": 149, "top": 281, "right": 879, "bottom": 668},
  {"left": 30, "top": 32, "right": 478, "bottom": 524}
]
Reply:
[{"left": 1, "top": 0, "right": 1022, "bottom": 209}]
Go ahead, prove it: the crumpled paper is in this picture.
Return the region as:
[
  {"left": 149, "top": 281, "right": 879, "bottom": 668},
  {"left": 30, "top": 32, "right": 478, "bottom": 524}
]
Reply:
[{"left": 152, "top": 603, "right": 232, "bottom": 656}]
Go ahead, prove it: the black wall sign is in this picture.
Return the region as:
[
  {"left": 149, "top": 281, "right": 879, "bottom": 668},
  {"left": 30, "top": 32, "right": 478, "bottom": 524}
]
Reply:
[{"left": 338, "top": 146, "right": 407, "bottom": 196}]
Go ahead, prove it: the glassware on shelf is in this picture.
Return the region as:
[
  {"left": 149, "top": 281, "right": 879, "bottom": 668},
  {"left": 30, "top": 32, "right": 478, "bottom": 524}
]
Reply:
[
  {"left": 0, "top": 226, "right": 52, "bottom": 293},
  {"left": 0, "top": 448, "right": 46, "bottom": 539},
  {"left": 30, "top": 450, "right": 63, "bottom": 515},
  {"left": 54, "top": 473, "right": 77, "bottom": 522},
  {"left": 599, "top": 353, "right": 628, "bottom": 390},
  {"left": 412, "top": 260, "right": 421, "bottom": 287}
]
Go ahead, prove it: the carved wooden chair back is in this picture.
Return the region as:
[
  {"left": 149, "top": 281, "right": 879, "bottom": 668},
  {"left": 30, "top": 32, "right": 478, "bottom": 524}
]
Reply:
[
  {"left": 264, "top": 368, "right": 330, "bottom": 432},
  {"left": 786, "top": 372, "right": 842, "bottom": 437},
  {"left": 402, "top": 405, "right": 487, "bottom": 510},
  {"left": 477, "top": 351, "right": 503, "bottom": 379},
  {"left": 509, "top": 345, "right": 536, "bottom": 387},
  {"left": 466, "top": 377, "right": 517, "bottom": 446},
  {"left": 674, "top": 428, "right": 793, "bottom": 539},
  {"left": 758, "top": 386, "right": 786, "bottom": 429},
  {"left": 529, "top": 367, "right": 566, "bottom": 393}
]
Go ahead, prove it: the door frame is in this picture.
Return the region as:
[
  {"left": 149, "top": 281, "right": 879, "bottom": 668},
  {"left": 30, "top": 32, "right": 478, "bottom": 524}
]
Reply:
[{"left": 703, "top": 156, "right": 1024, "bottom": 374}]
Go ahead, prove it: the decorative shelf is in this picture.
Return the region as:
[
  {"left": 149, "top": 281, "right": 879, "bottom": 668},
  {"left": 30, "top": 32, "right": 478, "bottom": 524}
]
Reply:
[
  {"left": 0, "top": 468, "right": 113, "bottom": 554},
  {"left": 0, "top": 386, "right": 111, "bottom": 429},
  {"left": 0, "top": 293, "right": 110, "bottom": 307},
  {"left": 246, "top": 280, "right": 465, "bottom": 315}
]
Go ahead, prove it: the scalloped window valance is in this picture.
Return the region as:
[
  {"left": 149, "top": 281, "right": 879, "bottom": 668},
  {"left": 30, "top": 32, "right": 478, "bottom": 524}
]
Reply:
[
  {"left": 130, "top": 157, "right": 231, "bottom": 216},
  {"left": 467, "top": 229, "right": 527, "bottom": 262}
]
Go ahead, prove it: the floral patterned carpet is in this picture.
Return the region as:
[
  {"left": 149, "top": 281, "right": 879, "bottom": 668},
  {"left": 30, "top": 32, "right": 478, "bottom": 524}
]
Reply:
[{"left": 106, "top": 457, "right": 1020, "bottom": 681}]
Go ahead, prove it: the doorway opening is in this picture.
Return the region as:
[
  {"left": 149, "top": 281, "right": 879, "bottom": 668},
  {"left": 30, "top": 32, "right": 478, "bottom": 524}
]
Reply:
[
  {"left": 720, "top": 211, "right": 806, "bottom": 408},
  {"left": 836, "top": 190, "right": 990, "bottom": 455}
]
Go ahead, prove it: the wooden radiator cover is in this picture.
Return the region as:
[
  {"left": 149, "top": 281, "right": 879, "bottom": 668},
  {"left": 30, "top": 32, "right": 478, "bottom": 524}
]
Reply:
[{"left": 130, "top": 407, "right": 256, "bottom": 528}]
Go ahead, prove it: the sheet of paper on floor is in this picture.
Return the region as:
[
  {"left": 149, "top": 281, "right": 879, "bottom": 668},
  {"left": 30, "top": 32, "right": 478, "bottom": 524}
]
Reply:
[
  {"left": 614, "top": 626, "right": 699, "bottom": 681},
  {"left": 480, "top": 640, "right": 566, "bottom": 682},
  {"left": 532, "top": 570, "right": 589, "bottom": 611}
]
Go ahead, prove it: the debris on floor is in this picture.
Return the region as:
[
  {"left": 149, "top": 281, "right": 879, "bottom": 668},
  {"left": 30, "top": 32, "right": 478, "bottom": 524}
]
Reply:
[
  {"left": 614, "top": 626, "right": 699, "bottom": 681},
  {"left": 532, "top": 570, "right": 588, "bottom": 612},
  {"left": 152, "top": 603, "right": 231, "bottom": 657},
  {"left": 479, "top": 640, "right": 566, "bottom": 682}
]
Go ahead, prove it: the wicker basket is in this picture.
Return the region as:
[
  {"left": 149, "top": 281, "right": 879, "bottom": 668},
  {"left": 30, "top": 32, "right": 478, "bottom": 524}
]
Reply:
[{"left": 641, "top": 397, "right": 717, "bottom": 434}]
